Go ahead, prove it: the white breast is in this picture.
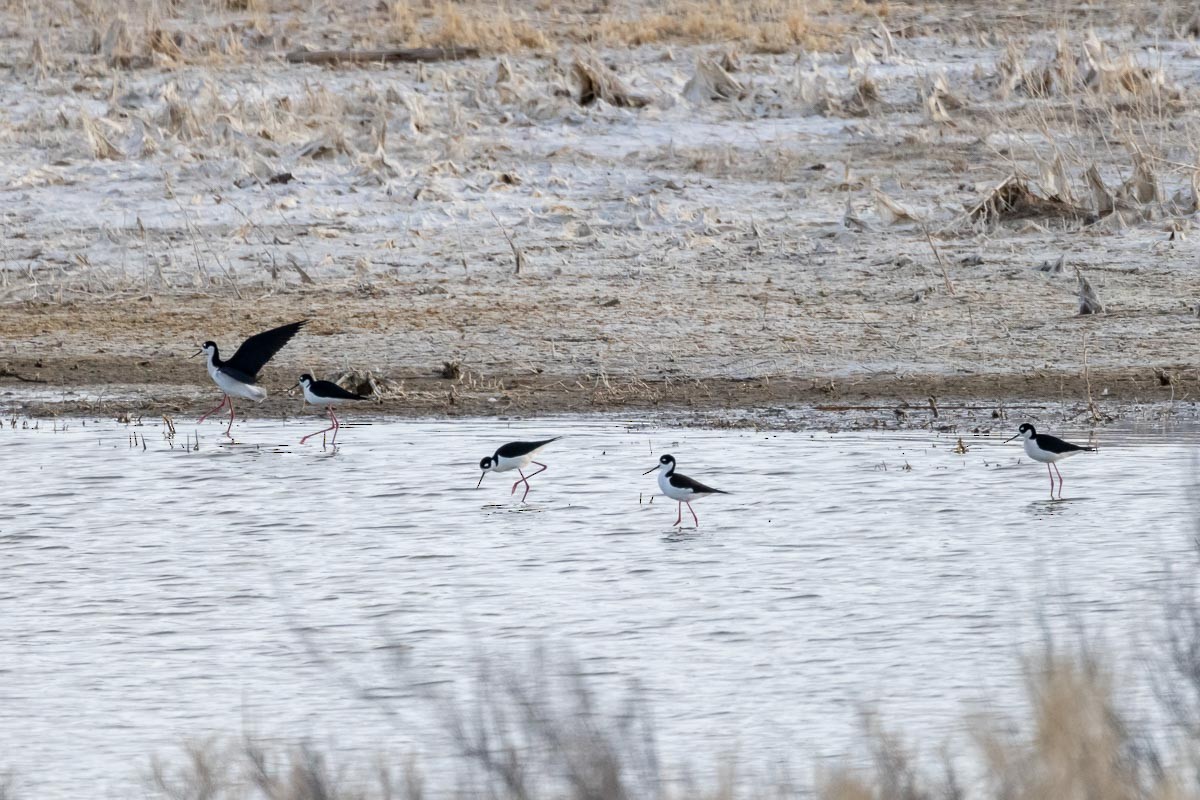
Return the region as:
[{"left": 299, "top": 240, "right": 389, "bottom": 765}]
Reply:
[
  {"left": 658, "top": 470, "right": 690, "bottom": 501},
  {"left": 209, "top": 360, "right": 267, "bottom": 402},
  {"left": 301, "top": 384, "right": 354, "bottom": 406},
  {"left": 492, "top": 453, "right": 533, "bottom": 473},
  {"left": 1024, "top": 437, "right": 1073, "bottom": 463}
]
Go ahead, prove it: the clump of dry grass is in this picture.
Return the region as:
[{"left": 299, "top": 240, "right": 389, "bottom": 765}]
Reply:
[
  {"left": 149, "top": 741, "right": 376, "bottom": 800},
  {"left": 129, "top": 634, "right": 1200, "bottom": 800},
  {"left": 587, "top": 0, "right": 849, "bottom": 52},
  {"left": 423, "top": 2, "right": 550, "bottom": 51},
  {"left": 573, "top": 56, "right": 650, "bottom": 108},
  {"left": 968, "top": 177, "right": 1097, "bottom": 226},
  {"left": 993, "top": 31, "right": 1181, "bottom": 113},
  {"left": 139, "top": 533, "right": 1200, "bottom": 798},
  {"left": 820, "top": 653, "right": 1190, "bottom": 800},
  {"left": 380, "top": 0, "right": 853, "bottom": 54}
]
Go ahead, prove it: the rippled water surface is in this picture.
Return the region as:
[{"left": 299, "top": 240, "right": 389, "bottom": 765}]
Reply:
[{"left": 0, "top": 414, "right": 1195, "bottom": 797}]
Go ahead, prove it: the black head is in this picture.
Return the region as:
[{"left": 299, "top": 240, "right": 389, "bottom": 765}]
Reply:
[
  {"left": 192, "top": 340, "right": 218, "bottom": 359},
  {"left": 299, "top": 373, "right": 313, "bottom": 383},
  {"left": 1005, "top": 423, "right": 1036, "bottom": 443},
  {"left": 476, "top": 456, "right": 495, "bottom": 489},
  {"left": 644, "top": 453, "right": 676, "bottom": 475}
]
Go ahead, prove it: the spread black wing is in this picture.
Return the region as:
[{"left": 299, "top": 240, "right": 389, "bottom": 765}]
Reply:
[
  {"left": 495, "top": 437, "right": 561, "bottom": 459},
  {"left": 310, "top": 379, "right": 368, "bottom": 401},
  {"left": 669, "top": 472, "right": 729, "bottom": 495},
  {"left": 1036, "top": 434, "right": 1093, "bottom": 454},
  {"left": 225, "top": 320, "right": 306, "bottom": 379}
]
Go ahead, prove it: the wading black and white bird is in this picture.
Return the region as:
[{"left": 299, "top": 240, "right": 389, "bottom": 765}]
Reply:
[
  {"left": 1005, "top": 423, "right": 1095, "bottom": 499},
  {"left": 192, "top": 320, "right": 306, "bottom": 436},
  {"left": 643, "top": 454, "right": 728, "bottom": 527},
  {"left": 476, "top": 437, "right": 560, "bottom": 502},
  {"left": 295, "top": 374, "right": 370, "bottom": 447}
]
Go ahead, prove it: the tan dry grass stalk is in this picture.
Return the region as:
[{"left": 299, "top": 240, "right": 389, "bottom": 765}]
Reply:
[
  {"left": 588, "top": 0, "right": 848, "bottom": 52},
  {"left": 384, "top": 0, "right": 854, "bottom": 54},
  {"left": 820, "top": 654, "right": 1194, "bottom": 800},
  {"left": 80, "top": 112, "right": 122, "bottom": 160}
]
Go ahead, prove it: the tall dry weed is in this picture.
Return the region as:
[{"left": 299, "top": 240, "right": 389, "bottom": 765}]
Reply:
[{"left": 820, "top": 652, "right": 1194, "bottom": 800}]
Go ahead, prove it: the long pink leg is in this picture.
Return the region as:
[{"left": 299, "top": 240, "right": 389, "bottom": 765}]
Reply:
[
  {"left": 511, "top": 468, "right": 536, "bottom": 501},
  {"left": 687, "top": 502, "right": 699, "bottom": 526},
  {"left": 198, "top": 394, "right": 228, "bottom": 423},
  {"left": 512, "top": 462, "right": 548, "bottom": 494},
  {"left": 225, "top": 398, "right": 237, "bottom": 436},
  {"left": 524, "top": 462, "right": 545, "bottom": 501},
  {"left": 1053, "top": 462, "right": 1064, "bottom": 499},
  {"left": 329, "top": 407, "right": 340, "bottom": 447},
  {"left": 300, "top": 408, "right": 336, "bottom": 445},
  {"left": 1047, "top": 464, "right": 1054, "bottom": 498},
  {"left": 674, "top": 503, "right": 682, "bottom": 526}
]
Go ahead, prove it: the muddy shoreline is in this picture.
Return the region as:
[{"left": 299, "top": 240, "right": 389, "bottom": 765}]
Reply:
[
  {"left": 3, "top": 351, "right": 1192, "bottom": 430},
  {"left": 3, "top": 292, "right": 1195, "bottom": 429}
]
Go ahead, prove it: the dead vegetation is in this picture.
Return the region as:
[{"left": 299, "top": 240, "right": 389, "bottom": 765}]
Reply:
[
  {"left": 968, "top": 177, "right": 1098, "bottom": 226},
  {"left": 821, "top": 654, "right": 1182, "bottom": 800},
  {"left": 5, "top": 1, "right": 1200, "bottom": 413},
  {"left": 117, "top": 621, "right": 1200, "bottom": 800},
  {"left": 682, "top": 58, "right": 745, "bottom": 103},
  {"left": 12, "top": 0, "right": 855, "bottom": 67},
  {"left": 572, "top": 56, "right": 649, "bottom": 108}
]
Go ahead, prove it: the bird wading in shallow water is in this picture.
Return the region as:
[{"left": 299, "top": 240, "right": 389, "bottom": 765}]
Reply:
[
  {"left": 477, "top": 438, "right": 561, "bottom": 502},
  {"left": 644, "top": 454, "right": 728, "bottom": 527},
  {"left": 193, "top": 320, "right": 306, "bottom": 436},
  {"left": 295, "top": 374, "right": 370, "bottom": 447},
  {"left": 1005, "top": 423, "right": 1095, "bottom": 499}
]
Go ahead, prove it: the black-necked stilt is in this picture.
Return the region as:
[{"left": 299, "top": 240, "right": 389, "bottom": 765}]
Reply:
[
  {"left": 476, "top": 437, "right": 560, "bottom": 502},
  {"left": 1005, "top": 423, "right": 1095, "bottom": 499},
  {"left": 295, "top": 374, "right": 370, "bottom": 446},
  {"left": 643, "top": 454, "right": 728, "bottom": 526},
  {"left": 192, "top": 320, "right": 306, "bottom": 436}
]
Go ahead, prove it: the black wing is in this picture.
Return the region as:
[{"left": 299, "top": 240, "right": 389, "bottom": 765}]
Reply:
[
  {"left": 1036, "top": 433, "right": 1093, "bottom": 454},
  {"left": 225, "top": 320, "right": 306, "bottom": 379},
  {"left": 495, "top": 437, "right": 561, "bottom": 459},
  {"left": 670, "top": 472, "right": 729, "bottom": 495},
  {"left": 310, "top": 379, "right": 368, "bottom": 401}
]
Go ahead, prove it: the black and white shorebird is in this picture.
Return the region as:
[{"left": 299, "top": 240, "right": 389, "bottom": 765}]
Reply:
[
  {"left": 1005, "top": 423, "right": 1095, "bottom": 499},
  {"left": 477, "top": 437, "right": 560, "bottom": 502},
  {"left": 643, "top": 454, "right": 728, "bottom": 527},
  {"left": 192, "top": 320, "right": 306, "bottom": 436},
  {"left": 295, "top": 374, "right": 370, "bottom": 447}
]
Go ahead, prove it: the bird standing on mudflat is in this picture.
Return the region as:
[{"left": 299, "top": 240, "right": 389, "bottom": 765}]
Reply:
[
  {"left": 644, "top": 454, "right": 728, "bottom": 527},
  {"left": 477, "top": 437, "right": 560, "bottom": 502},
  {"left": 295, "top": 373, "right": 369, "bottom": 447},
  {"left": 193, "top": 320, "right": 306, "bottom": 436},
  {"left": 1005, "top": 423, "right": 1095, "bottom": 499}
]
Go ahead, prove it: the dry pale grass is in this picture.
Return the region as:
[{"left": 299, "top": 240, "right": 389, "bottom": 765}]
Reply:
[
  {"left": 820, "top": 653, "right": 1194, "bottom": 800},
  {"left": 128, "top": 642, "right": 1200, "bottom": 800},
  {"left": 584, "top": 0, "right": 851, "bottom": 53},
  {"left": 370, "top": 0, "right": 854, "bottom": 54},
  {"left": 13, "top": 0, "right": 859, "bottom": 62},
  {"left": 418, "top": 2, "right": 551, "bottom": 52}
]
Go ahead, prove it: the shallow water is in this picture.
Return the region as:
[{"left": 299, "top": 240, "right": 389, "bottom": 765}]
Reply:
[{"left": 0, "top": 414, "right": 1196, "bottom": 797}]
